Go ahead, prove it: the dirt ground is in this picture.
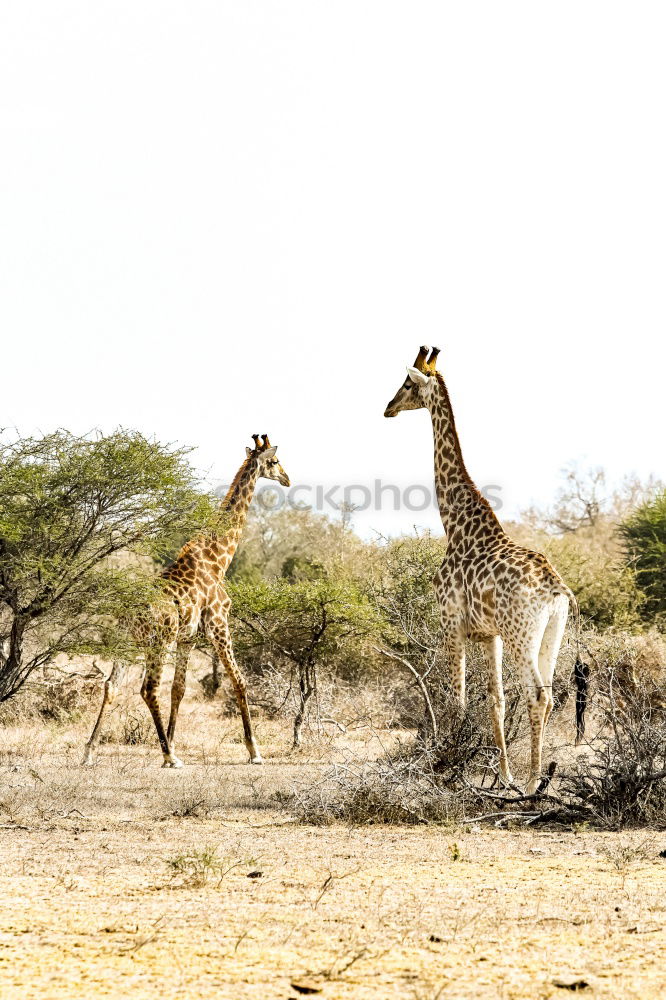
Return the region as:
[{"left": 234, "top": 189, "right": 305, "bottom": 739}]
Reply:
[{"left": 1, "top": 691, "right": 665, "bottom": 1000}]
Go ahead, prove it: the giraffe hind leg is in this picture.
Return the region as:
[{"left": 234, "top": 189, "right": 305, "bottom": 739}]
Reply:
[
  {"left": 538, "top": 596, "right": 569, "bottom": 734},
  {"left": 507, "top": 624, "right": 550, "bottom": 796},
  {"left": 82, "top": 661, "right": 127, "bottom": 765}
]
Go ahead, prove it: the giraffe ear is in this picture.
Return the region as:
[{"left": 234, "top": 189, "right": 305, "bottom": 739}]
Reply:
[
  {"left": 406, "top": 366, "right": 429, "bottom": 386},
  {"left": 262, "top": 446, "right": 277, "bottom": 459},
  {"left": 246, "top": 447, "right": 253, "bottom": 457}
]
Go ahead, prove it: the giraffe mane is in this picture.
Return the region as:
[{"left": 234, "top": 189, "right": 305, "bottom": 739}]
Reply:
[
  {"left": 433, "top": 372, "right": 500, "bottom": 521},
  {"left": 165, "top": 455, "right": 255, "bottom": 567},
  {"left": 220, "top": 454, "right": 255, "bottom": 511}
]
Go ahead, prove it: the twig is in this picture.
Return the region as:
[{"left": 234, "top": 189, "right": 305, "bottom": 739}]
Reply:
[
  {"left": 461, "top": 811, "right": 540, "bottom": 824},
  {"left": 318, "top": 717, "right": 347, "bottom": 733},
  {"left": 374, "top": 646, "right": 437, "bottom": 738}
]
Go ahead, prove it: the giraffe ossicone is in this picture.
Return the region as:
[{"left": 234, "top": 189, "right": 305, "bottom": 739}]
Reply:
[
  {"left": 385, "top": 346, "right": 583, "bottom": 794},
  {"left": 82, "top": 435, "right": 290, "bottom": 768}
]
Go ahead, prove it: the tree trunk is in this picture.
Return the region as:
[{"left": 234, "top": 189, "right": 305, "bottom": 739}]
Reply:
[
  {"left": 293, "top": 661, "right": 315, "bottom": 748},
  {"left": 0, "top": 619, "right": 27, "bottom": 703}
]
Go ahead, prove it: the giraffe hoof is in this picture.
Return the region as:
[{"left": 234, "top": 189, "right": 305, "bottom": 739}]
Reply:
[
  {"left": 81, "top": 753, "right": 95, "bottom": 767},
  {"left": 249, "top": 754, "right": 264, "bottom": 765},
  {"left": 162, "top": 756, "right": 184, "bottom": 769}
]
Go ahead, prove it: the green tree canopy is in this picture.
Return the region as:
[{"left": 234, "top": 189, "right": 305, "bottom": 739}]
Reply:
[
  {"left": 0, "top": 429, "right": 216, "bottom": 700},
  {"left": 621, "top": 490, "right": 666, "bottom": 624},
  {"left": 369, "top": 532, "right": 446, "bottom": 665}
]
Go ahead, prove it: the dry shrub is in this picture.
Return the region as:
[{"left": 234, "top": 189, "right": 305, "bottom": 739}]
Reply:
[
  {"left": 154, "top": 771, "right": 226, "bottom": 819},
  {"left": 296, "top": 631, "right": 666, "bottom": 830},
  {"left": 0, "top": 785, "right": 32, "bottom": 823},
  {"left": 585, "top": 629, "right": 666, "bottom": 714},
  {"left": 560, "top": 661, "right": 666, "bottom": 828},
  {"left": 98, "top": 707, "right": 153, "bottom": 746},
  {"left": 121, "top": 712, "right": 153, "bottom": 745},
  {"left": 0, "top": 770, "right": 91, "bottom": 823},
  {"left": 243, "top": 658, "right": 400, "bottom": 739},
  {"left": 0, "top": 669, "right": 96, "bottom": 725},
  {"left": 294, "top": 668, "right": 525, "bottom": 826},
  {"left": 38, "top": 674, "right": 98, "bottom": 722},
  {"left": 295, "top": 751, "right": 466, "bottom": 826},
  {"left": 421, "top": 654, "right": 525, "bottom": 784},
  {"left": 0, "top": 693, "right": 30, "bottom": 726}
]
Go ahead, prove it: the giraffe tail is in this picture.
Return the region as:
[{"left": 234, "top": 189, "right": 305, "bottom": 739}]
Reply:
[{"left": 574, "top": 655, "right": 589, "bottom": 745}]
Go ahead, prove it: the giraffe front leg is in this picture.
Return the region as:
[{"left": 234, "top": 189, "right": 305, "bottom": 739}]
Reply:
[
  {"left": 141, "top": 647, "right": 183, "bottom": 768},
  {"left": 207, "top": 618, "right": 262, "bottom": 764},
  {"left": 166, "top": 640, "right": 194, "bottom": 755},
  {"left": 480, "top": 636, "right": 514, "bottom": 787},
  {"left": 441, "top": 625, "right": 466, "bottom": 709}
]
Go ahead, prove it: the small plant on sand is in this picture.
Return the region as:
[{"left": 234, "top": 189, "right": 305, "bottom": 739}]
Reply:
[
  {"left": 449, "top": 841, "right": 462, "bottom": 862},
  {"left": 161, "top": 787, "right": 218, "bottom": 820},
  {"left": 164, "top": 847, "right": 256, "bottom": 888},
  {"left": 165, "top": 846, "right": 223, "bottom": 887},
  {"left": 598, "top": 836, "right": 656, "bottom": 872}
]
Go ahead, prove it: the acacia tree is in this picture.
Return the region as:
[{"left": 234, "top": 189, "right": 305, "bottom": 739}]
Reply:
[
  {"left": 230, "top": 572, "right": 380, "bottom": 746},
  {"left": 0, "top": 429, "right": 213, "bottom": 702}
]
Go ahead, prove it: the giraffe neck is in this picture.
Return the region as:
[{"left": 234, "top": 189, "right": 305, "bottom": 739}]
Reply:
[
  {"left": 426, "top": 373, "right": 498, "bottom": 537},
  {"left": 213, "top": 455, "right": 261, "bottom": 573}
]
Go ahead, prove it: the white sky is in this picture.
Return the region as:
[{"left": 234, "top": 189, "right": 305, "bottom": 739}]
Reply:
[{"left": 1, "top": 2, "right": 664, "bottom": 537}]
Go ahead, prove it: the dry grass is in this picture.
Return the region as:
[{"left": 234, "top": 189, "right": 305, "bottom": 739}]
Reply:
[{"left": 1, "top": 674, "right": 666, "bottom": 999}]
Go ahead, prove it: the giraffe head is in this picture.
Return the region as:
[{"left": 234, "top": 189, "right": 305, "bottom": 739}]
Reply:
[
  {"left": 247, "top": 434, "right": 290, "bottom": 487},
  {"left": 384, "top": 345, "right": 440, "bottom": 417}
]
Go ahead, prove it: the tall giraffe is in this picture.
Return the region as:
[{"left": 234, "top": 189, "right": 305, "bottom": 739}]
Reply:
[
  {"left": 82, "top": 434, "right": 290, "bottom": 768},
  {"left": 385, "top": 347, "right": 583, "bottom": 793}
]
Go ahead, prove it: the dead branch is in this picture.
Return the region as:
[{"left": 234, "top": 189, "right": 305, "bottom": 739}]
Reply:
[{"left": 374, "top": 646, "right": 437, "bottom": 738}]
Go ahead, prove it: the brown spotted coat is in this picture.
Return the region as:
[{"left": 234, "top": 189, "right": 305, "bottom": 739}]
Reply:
[
  {"left": 385, "top": 348, "right": 575, "bottom": 793},
  {"left": 83, "top": 436, "right": 289, "bottom": 767}
]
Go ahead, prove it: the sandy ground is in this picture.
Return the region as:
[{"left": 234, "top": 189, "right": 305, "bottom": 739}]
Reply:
[{"left": 1, "top": 694, "right": 665, "bottom": 1000}]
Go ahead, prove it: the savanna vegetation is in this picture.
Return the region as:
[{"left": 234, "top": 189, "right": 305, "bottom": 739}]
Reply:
[
  {"left": 223, "top": 465, "right": 666, "bottom": 829},
  {"left": 3, "top": 431, "right": 665, "bottom": 827},
  {"left": 1, "top": 431, "right": 665, "bottom": 998}
]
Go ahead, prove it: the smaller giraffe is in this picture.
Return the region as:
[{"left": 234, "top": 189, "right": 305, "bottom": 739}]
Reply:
[{"left": 83, "top": 435, "right": 290, "bottom": 768}]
